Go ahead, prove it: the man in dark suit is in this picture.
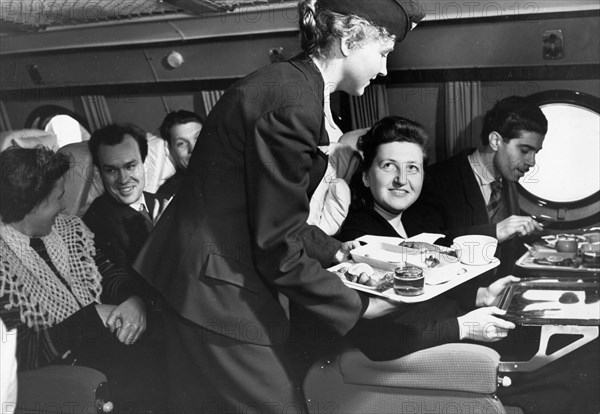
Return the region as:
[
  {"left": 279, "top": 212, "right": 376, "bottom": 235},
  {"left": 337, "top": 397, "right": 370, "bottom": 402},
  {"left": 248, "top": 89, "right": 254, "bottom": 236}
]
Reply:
[
  {"left": 83, "top": 123, "right": 169, "bottom": 268},
  {"left": 404, "top": 96, "right": 547, "bottom": 282},
  {"left": 405, "top": 97, "right": 600, "bottom": 414},
  {"left": 82, "top": 123, "right": 170, "bottom": 411}
]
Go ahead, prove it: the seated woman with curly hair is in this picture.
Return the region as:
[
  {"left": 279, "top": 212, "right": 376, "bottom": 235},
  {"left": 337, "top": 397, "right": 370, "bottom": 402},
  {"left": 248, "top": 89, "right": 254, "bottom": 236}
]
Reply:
[
  {"left": 336, "top": 116, "right": 518, "bottom": 358},
  {"left": 0, "top": 146, "right": 164, "bottom": 411}
]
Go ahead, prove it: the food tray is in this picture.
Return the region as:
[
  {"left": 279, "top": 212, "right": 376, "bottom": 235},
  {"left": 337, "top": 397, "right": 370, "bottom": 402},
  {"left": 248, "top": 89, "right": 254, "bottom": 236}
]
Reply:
[
  {"left": 516, "top": 245, "right": 600, "bottom": 273},
  {"left": 329, "top": 233, "right": 499, "bottom": 303},
  {"left": 498, "top": 279, "right": 600, "bottom": 326},
  {"left": 329, "top": 259, "right": 498, "bottom": 303},
  {"left": 349, "top": 243, "right": 462, "bottom": 286}
]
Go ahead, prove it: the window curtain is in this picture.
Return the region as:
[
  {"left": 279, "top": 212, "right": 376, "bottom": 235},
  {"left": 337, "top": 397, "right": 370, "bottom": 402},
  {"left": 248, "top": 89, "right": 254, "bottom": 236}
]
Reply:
[
  {"left": 349, "top": 84, "right": 389, "bottom": 130},
  {"left": 201, "top": 90, "right": 225, "bottom": 119},
  {"left": 444, "top": 81, "right": 482, "bottom": 157},
  {"left": 81, "top": 95, "right": 112, "bottom": 132},
  {"left": 0, "top": 101, "right": 12, "bottom": 132}
]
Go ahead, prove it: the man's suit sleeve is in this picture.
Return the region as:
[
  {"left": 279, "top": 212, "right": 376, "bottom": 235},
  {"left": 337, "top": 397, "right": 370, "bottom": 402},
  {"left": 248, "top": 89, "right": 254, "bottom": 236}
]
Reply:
[
  {"left": 299, "top": 224, "right": 341, "bottom": 267},
  {"left": 83, "top": 203, "right": 129, "bottom": 266},
  {"left": 244, "top": 105, "right": 367, "bottom": 335}
]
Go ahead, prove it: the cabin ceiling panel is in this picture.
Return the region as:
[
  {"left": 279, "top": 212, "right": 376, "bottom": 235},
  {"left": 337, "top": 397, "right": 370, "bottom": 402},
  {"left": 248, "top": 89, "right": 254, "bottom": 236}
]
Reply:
[
  {"left": 0, "top": 0, "right": 184, "bottom": 32},
  {"left": 2, "top": 1, "right": 598, "bottom": 37},
  {"left": 0, "top": 0, "right": 296, "bottom": 34}
]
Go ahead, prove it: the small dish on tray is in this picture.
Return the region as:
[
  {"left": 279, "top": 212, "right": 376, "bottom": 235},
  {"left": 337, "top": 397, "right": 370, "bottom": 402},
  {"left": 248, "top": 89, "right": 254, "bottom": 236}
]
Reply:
[
  {"left": 329, "top": 263, "right": 394, "bottom": 293},
  {"left": 405, "top": 250, "right": 461, "bottom": 285},
  {"left": 541, "top": 234, "right": 587, "bottom": 248},
  {"left": 349, "top": 244, "right": 405, "bottom": 271}
]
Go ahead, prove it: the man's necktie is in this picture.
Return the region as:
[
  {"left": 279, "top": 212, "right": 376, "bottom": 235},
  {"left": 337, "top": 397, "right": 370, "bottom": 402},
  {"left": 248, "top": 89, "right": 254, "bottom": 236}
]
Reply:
[
  {"left": 487, "top": 180, "right": 505, "bottom": 224},
  {"left": 138, "top": 204, "right": 153, "bottom": 227}
]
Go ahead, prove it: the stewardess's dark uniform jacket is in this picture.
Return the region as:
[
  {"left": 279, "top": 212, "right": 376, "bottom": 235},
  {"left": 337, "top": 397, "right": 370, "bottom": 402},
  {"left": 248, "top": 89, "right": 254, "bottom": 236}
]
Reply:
[{"left": 134, "top": 54, "right": 367, "bottom": 346}]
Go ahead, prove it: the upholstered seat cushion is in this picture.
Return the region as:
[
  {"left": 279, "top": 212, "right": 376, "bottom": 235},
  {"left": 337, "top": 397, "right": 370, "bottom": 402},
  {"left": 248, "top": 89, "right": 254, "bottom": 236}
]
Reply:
[
  {"left": 307, "top": 143, "right": 362, "bottom": 235},
  {"left": 339, "top": 343, "right": 501, "bottom": 394},
  {"left": 17, "top": 365, "right": 108, "bottom": 414}
]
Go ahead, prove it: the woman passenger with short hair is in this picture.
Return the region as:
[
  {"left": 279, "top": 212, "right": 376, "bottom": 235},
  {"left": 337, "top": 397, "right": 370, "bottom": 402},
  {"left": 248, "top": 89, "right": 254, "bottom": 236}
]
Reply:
[
  {"left": 0, "top": 146, "right": 163, "bottom": 410},
  {"left": 336, "top": 116, "right": 517, "bottom": 360}
]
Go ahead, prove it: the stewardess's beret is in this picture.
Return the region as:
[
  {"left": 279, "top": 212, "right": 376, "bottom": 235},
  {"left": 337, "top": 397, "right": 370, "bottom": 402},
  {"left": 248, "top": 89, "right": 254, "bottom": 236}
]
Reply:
[{"left": 317, "top": 0, "right": 425, "bottom": 41}]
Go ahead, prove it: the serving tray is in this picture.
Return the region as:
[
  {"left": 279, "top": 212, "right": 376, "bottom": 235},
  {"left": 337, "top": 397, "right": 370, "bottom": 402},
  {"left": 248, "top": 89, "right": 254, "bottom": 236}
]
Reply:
[{"left": 329, "top": 234, "right": 499, "bottom": 303}]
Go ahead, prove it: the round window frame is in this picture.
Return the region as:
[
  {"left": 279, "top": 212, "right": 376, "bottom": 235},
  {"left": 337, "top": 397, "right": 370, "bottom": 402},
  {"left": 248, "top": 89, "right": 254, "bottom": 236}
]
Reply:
[
  {"left": 25, "top": 105, "right": 90, "bottom": 132},
  {"left": 518, "top": 90, "right": 600, "bottom": 229}
]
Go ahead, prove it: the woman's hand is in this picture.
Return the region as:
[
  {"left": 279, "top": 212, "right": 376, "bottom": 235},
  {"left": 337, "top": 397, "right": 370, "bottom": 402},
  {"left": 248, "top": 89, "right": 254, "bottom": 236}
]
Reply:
[
  {"left": 95, "top": 304, "right": 117, "bottom": 327},
  {"left": 106, "top": 296, "right": 147, "bottom": 345},
  {"left": 334, "top": 240, "right": 360, "bottom": 264},
  {"left": 457, "top": 307, "right": 515, "bottom": 342},
  {"left": 476, "top": 275, "right": 520, "bottom": 307}
]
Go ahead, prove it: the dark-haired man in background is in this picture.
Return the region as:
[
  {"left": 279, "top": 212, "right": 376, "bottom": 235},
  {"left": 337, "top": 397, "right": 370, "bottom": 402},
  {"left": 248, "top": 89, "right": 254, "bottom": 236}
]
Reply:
[
  {"left": 405, "top": 96, "right": 599, "bottom": 414},
  {"left": 404, "top": 95, "right": 547, "bottom": 282}
]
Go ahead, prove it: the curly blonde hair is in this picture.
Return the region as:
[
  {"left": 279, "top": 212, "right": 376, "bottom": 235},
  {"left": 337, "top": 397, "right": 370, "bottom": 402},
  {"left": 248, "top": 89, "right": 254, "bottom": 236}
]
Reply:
[{"left": 298, "top": 0, "right": 395, "bottom": 59}]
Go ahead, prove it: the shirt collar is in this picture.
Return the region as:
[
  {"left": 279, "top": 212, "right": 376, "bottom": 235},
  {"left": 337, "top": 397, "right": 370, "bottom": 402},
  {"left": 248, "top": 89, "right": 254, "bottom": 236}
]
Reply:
[
  {"left": 128, "top": 193, "right": 148, "bottom": 213},
  {"left": 468, "top": 149, "right": 499, "bottom": 185}
]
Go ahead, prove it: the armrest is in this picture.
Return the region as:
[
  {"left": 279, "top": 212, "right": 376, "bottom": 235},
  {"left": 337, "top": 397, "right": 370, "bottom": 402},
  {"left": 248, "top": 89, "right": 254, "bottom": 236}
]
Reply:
[
  {"left": 340, "top": 343, "right": 501, "bottom": 394},
  {"left": 17, "top": 365, "right": 110, "bottom": 414}
]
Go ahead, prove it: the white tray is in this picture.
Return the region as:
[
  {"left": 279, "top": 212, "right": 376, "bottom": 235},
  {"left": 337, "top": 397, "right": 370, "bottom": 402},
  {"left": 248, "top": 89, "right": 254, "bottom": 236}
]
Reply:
[{"left": 330, "top": 234, "right": 500, "bottom": 303}]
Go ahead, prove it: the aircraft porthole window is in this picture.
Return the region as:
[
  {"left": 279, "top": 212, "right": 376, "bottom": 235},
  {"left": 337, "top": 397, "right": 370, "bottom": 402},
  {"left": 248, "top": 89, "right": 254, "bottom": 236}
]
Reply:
[
  {"left": 24, "top": 105, "right": 91, "bottom": 149},
  {"left": 44, "top": 114, "right": 91, "bottom": 148},
  {"left": 518, "top": 90, "right": 600, "bottom": 229},
  {"left": 521, "top": 103, "right": 600, "bottom": 202}
]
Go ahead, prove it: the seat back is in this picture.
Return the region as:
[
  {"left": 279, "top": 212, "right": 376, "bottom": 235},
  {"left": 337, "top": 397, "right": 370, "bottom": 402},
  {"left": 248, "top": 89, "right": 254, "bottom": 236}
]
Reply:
[
  {"left": 307, "top": 142, "right": 362, "bottom": 235},
  {"left": 143, "top": 134, "right": 176, "bottom": 194},
  {"left": 58, "top": 141, "right": 104, "bottom": 217}
]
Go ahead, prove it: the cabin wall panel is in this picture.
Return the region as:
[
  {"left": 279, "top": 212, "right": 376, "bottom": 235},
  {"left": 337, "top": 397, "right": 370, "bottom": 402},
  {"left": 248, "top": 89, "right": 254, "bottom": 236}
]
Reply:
[
  {"left": 389, "top": 14, "right": 599, "bottom": 70},
  {"left": 0, "top": 50, "right": 159, "bottom": 90},
  {"left": 2, "top": 13, "right": 596, "bottom": 93},
  {"left": 143, "top": 35, "right": 301, "bottom": 82},
  {"left": 387, "top": 83, "right": 443, "bottom": 164},
  {"left": 0, "top": 35, "right": 301, "bottom": 92},
  {"left": 108, "top": 94, "right": 196, "bottom": 134},
  {"left": 5, "top": 98, "right": 77, "bottom": 130}
]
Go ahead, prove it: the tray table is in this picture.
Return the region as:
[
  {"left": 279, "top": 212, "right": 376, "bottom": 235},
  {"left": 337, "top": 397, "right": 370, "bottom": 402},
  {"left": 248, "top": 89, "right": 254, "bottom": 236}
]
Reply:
[{"left": 498, "top": 278, "right": 599, "bottom": 372}]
